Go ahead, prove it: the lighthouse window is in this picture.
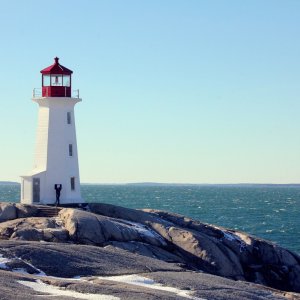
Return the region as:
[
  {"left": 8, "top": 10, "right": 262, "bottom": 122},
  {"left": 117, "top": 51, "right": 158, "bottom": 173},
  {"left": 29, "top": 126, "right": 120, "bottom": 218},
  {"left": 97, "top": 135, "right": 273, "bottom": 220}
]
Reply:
[
  {"left": 63, "top": 75, "right": 70, "bottom": 87},
  {"left": 43, "top": 75, "right": 50, "bottom": 86},
  {"left": 70, "top": 177, "right": 75, "bottom": 191},
  {"left": 51, "top": 74, "right": 62, "bottom": 86},
  {"left": 67, "top": 112, "right": 71, "bottom": 124},
  {"left": 69, "top": 144, "right": 73, "bottom": 156}
]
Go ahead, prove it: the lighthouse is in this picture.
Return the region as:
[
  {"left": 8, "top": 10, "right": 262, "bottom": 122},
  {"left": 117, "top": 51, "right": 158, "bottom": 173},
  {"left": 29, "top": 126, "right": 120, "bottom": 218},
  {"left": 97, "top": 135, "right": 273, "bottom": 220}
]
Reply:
[{"left": 21, "top": 57, "right": 83, "bottom": 205}]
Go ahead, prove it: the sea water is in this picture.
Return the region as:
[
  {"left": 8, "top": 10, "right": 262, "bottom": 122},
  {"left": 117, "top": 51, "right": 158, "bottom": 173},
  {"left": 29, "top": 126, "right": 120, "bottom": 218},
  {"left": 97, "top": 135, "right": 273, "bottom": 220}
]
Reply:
[{"left": 1, "top": 184, "right": 299, "bottom": 254}]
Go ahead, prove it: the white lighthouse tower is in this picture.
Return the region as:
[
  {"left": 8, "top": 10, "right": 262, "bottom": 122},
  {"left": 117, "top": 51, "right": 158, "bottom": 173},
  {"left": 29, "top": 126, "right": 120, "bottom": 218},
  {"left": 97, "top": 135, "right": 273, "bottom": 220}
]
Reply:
[{"left": 21, "top": 57, "right": 83, "bottom": 205}]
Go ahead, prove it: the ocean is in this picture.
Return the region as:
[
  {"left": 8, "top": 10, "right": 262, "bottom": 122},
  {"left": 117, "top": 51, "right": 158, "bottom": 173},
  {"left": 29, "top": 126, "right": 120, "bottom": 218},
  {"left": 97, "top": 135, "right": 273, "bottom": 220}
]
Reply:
[{"left": 0, "top": 184, "right": 299, "bottom": 254}]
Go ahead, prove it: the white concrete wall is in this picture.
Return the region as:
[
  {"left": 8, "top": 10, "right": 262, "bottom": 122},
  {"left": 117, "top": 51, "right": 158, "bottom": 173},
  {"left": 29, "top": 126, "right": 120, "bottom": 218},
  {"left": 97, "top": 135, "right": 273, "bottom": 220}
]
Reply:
[
  {"left": 33, "top": 105, "right": 49, "bottom": 170},
  {"left": 20, "top": 177, "right": 32, "bottom": 204},
  {"left": 21, "top": 97, "right": 83, "bottom": 204}
]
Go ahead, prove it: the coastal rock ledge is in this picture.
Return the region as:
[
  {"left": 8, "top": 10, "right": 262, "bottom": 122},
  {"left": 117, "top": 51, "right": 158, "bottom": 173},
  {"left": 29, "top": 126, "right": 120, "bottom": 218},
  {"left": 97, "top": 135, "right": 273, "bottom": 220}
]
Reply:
[{"left": 0, "top": 202, "right": 299, "bottom": 300}]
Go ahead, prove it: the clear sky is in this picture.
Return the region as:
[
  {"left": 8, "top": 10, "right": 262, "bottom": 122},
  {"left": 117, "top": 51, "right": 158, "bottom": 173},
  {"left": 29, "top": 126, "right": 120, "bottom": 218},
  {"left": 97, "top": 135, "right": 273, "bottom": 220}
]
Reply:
[{"left": 0, "top": 0, "right": 299, "bottom": 184}]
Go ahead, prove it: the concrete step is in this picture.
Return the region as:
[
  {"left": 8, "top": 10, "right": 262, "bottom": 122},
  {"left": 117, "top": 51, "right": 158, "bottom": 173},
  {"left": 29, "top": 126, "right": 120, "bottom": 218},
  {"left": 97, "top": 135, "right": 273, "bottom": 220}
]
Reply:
[{"left": 36, "top": 206, "right": 61, "bottom": 218}]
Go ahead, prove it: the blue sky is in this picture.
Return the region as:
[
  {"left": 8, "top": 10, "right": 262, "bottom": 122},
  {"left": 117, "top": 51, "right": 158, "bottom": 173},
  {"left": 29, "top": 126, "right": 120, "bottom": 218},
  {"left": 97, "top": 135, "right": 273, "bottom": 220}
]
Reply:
[{"left": 0, "top": 0, "right": 300, "bottom": 183}]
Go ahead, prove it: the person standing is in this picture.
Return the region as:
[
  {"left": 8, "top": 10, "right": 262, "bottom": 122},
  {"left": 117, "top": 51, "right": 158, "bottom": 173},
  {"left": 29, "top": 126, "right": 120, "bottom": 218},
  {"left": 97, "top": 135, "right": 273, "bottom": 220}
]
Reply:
[{"left": 54, "top": 184, "right": 62, "bottom": 206}]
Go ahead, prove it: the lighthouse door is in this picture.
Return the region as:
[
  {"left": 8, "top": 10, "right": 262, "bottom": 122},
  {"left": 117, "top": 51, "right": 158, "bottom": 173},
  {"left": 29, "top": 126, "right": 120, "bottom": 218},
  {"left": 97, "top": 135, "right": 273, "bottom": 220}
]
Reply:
[{"left": 33, "top": 178, "right": 40, "bottom": 203}]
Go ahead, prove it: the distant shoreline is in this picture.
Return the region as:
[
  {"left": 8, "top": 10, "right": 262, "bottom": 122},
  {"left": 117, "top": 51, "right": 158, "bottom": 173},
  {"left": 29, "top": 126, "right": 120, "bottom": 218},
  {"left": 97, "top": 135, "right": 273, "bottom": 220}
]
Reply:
[
  {"left": 83, "top": 182, "right": 300, "bottom": 187},
  {"left": 2, "top": 181, "right": 300, "bottom": 187}
]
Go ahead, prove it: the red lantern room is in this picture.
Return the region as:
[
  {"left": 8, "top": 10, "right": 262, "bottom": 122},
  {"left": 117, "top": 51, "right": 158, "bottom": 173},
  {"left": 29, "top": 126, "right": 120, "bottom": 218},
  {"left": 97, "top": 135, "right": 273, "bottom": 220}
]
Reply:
[{"left": 40, "top": 57, "right": 73, "bottom": 97}]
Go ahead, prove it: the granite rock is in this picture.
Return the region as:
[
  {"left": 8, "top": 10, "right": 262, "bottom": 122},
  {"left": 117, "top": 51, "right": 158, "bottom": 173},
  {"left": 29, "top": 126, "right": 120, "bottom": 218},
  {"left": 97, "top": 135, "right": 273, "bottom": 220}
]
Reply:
[
  {"left": 59, "top": 208, "right": 167, "bottom": 247},
  {"left": 0, "top": 203, "right": 16, "bottom": 222},
  {"left": 0, "top": 202, "right": 299, "bottom": 294}
]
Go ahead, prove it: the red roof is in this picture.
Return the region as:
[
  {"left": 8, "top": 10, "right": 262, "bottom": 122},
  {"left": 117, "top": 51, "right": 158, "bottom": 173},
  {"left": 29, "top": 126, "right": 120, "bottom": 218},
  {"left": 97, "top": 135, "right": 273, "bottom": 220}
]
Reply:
[{"left": 40, "top": 57, "right": 73, "bottom": 75}]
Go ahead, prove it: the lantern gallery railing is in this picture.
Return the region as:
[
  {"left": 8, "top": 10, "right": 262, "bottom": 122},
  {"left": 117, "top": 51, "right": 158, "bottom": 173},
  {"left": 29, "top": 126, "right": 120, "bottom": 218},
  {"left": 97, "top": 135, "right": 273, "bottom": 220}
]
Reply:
[
  {"left": 32, "top": 88, "right": 80, "bottom": 98},
  {"left": 32, "top": 88, "right": 42, "bottom": 98}
]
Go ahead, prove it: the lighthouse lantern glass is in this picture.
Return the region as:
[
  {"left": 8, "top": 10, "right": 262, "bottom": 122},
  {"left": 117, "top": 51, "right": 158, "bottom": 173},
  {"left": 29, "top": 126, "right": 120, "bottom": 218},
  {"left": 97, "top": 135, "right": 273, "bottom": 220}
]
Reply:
[
  {"left": 51, "top": 74, "right": 62, "bottom": 86},
  {"left": 43, "top": 75, "right": 51, "bottom": 86},
  {"left": 63, "top": 75, "right": 70, "bottom": 87}
]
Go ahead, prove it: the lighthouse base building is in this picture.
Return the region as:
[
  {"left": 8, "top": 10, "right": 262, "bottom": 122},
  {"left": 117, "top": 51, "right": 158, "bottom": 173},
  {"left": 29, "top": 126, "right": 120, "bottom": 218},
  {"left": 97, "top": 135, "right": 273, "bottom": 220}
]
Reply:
[{"left": 21, "top": 58, "right": 83, "bottom": 205}]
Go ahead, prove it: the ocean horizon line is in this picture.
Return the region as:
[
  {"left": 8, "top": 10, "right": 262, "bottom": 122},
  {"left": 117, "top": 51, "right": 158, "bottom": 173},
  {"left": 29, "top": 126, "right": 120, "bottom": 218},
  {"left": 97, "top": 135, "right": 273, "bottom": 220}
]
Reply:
[
  {"left": 2, "top": 181, "right": 300, "bottom": 186},
  {"left": 81, "top": 182, "right": 300, "bottom": 186}
]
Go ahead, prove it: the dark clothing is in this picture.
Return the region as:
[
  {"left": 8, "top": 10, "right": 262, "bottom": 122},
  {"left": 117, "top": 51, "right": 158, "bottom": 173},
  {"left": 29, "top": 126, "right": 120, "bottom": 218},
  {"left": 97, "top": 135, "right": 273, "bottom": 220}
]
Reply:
[{"left": 54, "top": 184, "right": 62, "bottom": 206}]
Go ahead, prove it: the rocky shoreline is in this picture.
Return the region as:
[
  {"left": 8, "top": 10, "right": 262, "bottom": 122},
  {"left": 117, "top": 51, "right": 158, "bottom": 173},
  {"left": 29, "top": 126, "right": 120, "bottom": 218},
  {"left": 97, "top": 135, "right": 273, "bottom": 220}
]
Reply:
[{"left": 0, "top": 202, "right": 299, "bottom": 299}]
